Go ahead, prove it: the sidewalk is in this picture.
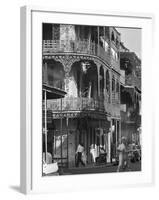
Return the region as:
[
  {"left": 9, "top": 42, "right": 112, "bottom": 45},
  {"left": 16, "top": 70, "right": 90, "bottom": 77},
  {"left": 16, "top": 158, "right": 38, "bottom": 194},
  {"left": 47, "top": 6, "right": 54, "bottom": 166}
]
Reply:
[
  {"left": 61, "top": 161, "right": 141, "bottom": 175},
  {"left": 61, "top": 162, "right": 118, "bottom": 175}
]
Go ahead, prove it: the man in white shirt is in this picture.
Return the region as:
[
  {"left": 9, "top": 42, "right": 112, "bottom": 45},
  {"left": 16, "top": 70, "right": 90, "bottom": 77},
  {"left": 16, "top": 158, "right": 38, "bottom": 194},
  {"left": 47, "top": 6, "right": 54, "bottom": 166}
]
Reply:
[
  {"left": 75, "top": 143, "right": 85, "bottom": 167},
  {"left": 90, "top": 144, "right": 97, "bottom": 163}
]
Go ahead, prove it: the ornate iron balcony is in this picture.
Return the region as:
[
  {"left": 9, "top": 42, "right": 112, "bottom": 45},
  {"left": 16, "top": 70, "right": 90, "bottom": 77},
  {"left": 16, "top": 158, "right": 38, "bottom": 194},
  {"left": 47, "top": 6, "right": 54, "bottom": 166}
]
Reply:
[{"left": 47, "top": 97, "right": 105, "bottom": 112}]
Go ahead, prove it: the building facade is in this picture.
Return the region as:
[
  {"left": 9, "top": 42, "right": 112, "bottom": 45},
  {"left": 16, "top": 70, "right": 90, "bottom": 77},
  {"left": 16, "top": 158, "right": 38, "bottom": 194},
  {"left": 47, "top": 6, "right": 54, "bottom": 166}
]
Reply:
[
  {"left": 42, "top": 24, "right": 122, "bottom": 167},
  {"left": 120, "top": 43, "right": 141, "bottom": 145}
]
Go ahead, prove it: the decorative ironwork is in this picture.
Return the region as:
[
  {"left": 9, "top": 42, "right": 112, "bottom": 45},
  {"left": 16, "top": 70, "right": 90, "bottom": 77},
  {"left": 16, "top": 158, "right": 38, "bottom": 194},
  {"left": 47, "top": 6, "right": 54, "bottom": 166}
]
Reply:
[
  {"left": 47, "top": 97, "right": 105, "bottom": 112},
  {"left": 51, "top": 55, "right": 80, "bottom": 76},
  {"left": 43, "top": 54, "right": 110, "bottom": 73},
  {"left": 49, "top": 55, "right": 80, "bottom": 93},
  {"left": 43, "top": 39, "right": 111, "bottom": 66},
  {"left": 52, "top": 110, "right": 109, "bottom": 120},
  {"left": 44, "top": 54, "right": 111, "bottom": 94}
]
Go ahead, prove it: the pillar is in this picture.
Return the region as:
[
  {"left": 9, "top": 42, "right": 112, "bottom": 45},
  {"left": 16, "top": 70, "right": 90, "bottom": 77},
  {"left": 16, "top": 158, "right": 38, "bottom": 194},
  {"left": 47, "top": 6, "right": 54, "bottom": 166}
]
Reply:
[
  {"left": 104, "top": 68, "right": 106, "bottom": 98},
  {"left": 119, "top": 119, "right": 121, "bottom": 141},
  {"left": 52, "top": 55, "right": 80, "bottom": 95},
  {"left": 110, "top": 70, "right": 113, "bottom": 104},
  {"left": 97, "top": 26, "right": 100, "bottom": 56},
  {"left": 115, "top": 119, "right": 118, "bottom": 154},
  {"left": 66, "top": 116, "right": 69, "bottom": 167},
  {"left": 94, "top": 61, "right": 101, "bottom": 97},
  {"left": 79, "top": 70, "right": 83, "bottom": 97}
]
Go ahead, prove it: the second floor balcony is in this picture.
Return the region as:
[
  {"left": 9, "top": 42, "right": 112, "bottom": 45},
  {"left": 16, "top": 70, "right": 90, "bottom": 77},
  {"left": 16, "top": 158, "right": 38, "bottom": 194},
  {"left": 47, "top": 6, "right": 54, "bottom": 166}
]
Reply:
[{"left": 47, "top": 97, "right": 105, "bottom": 113}]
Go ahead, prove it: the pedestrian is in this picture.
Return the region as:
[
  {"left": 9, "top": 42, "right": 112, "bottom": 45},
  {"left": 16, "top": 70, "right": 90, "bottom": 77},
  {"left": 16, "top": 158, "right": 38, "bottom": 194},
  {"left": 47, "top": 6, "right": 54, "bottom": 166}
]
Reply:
[
  {"left": 90, "top": 144, "right": 98, "bottom": 164},
  {"left": 116, "top": 137, "right": 127, "bottom": 172},
  {"left": 75, "top": 143, "right": 86, "bottom": 167}
]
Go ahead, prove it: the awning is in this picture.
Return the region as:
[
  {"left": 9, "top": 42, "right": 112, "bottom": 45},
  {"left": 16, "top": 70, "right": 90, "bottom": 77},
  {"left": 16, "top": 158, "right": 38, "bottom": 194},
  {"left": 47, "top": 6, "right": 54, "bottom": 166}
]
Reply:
[{"left": 42, "top": 84, "right": 67, "bottom": 99}]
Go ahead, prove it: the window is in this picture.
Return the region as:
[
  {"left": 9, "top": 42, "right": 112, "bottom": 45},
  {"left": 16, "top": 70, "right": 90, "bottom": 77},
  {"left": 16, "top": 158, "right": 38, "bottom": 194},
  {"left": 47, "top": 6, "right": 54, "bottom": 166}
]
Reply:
[{"left": 111, "top": 31, "right": 115, "bottom": 41}]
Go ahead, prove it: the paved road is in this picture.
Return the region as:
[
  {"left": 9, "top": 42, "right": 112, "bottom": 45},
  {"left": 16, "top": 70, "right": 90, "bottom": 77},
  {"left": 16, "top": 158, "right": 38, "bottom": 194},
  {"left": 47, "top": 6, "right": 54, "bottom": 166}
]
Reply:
[{"left": 61, "top": 161, "right": 141, "bottom": 175}]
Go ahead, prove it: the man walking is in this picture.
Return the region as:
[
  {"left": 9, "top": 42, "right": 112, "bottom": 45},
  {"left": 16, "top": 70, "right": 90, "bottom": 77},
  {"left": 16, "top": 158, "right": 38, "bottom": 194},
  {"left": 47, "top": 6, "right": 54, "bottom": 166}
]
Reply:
[{"left": 75, "top": 143, "right": 86, "bottom": 167}]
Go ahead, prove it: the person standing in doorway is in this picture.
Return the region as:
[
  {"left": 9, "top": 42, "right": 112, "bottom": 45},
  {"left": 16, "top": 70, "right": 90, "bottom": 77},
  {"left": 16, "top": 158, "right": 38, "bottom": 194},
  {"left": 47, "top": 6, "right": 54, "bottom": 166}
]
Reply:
[{"left": 75, "top": 143, "right": 86, "bottom": 167}]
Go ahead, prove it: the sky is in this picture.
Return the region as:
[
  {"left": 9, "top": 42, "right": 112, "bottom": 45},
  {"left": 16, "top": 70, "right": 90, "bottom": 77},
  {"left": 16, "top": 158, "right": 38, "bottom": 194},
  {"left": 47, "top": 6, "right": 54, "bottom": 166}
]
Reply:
[{"left": 117, "top": 28, "right": 141, "bottom": 59}]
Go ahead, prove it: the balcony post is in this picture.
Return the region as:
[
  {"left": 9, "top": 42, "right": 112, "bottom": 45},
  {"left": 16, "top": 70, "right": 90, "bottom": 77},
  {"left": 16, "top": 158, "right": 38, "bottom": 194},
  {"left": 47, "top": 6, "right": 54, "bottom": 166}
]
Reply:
[
  {"left": 104, "top": 68, "right": 106, "bottom": 99},
  {"left": 51, "top": 55, "right": 80, "bottom": 95},
  {"left": 110, "top": 70, "right": 112, "bottom": 105},
  {"left": 119, "top": 81, "right": 121, "bottom": 104},
  {"left": 119, "top": 120, "right": 121, "bottom": 144},
  {"left": 66, "top": 117, "right": 69, "bottom": 168},
  {"left": 97, "top": 26, "right": 100, "bottom": 56},
  {"left": 94, "top": 61, "right": 101, "bottom": 97},
  {"left": 115, "top": 119, "right": 118, "bottom": 155}
]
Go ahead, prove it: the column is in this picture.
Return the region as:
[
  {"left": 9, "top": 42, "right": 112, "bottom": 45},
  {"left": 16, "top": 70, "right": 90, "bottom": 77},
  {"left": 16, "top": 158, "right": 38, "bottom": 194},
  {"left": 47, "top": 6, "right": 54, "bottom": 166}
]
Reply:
[
  {"left": 63, "top": 62, "right": 72, "bottom": 95},
  {"left": 104, "top": 68, "right": 106, "bottom": 98},
  {"left": 66, "top": 117, "right": 69, "bottom": 167},
  {"left": 79, "top": 70, "right": 82, "bottom": 97},
  {"left": 110, "top": 70, "right": 112, "bottom": 104},
  {"left": 95, "top": 61, "right": 101, "bottom": 97},
  {"left": 64, "top": 72, "right": 70, "bottom": 95},
  {"left": 114, "top": 78, "right": 116, "bottom": 104},
  {"left": 61, "top": 57, "right": 80, "bottom": 95},
  {"left": 118, "top": 80, "right": 120, "bottom": 104},
  {"left": 119, "top": 120, "right": 121, "bottom": 141},
  {"left": 115, "top": 120, "right": 118, "bottom": 154},
  {"left": 97, "top": 26, "right": 100, "bottom": 56}
]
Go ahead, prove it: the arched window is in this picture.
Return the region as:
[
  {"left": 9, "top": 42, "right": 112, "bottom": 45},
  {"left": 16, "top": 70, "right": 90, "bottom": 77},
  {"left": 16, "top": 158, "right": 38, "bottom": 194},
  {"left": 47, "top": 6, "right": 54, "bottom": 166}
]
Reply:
[{"left": 46, "top": 60, "right": 65, "bottom": 90}]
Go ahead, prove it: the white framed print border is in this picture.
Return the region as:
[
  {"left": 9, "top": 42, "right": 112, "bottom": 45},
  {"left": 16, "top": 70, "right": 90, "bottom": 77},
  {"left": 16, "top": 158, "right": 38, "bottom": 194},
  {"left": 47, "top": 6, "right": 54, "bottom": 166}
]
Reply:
[{"left": 20, "top": 6, "right": 155, "bottom": 194}]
